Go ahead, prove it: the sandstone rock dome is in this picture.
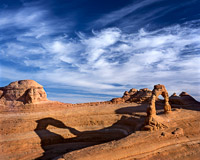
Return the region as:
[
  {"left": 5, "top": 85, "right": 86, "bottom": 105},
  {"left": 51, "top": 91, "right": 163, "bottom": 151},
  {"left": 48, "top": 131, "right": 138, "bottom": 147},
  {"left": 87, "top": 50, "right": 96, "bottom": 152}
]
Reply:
[
  {"left": 4, "top": 80, "right": 43, "bottom": 89},
  {"left": 0, "top": 80, "right": 48, "bottom": 104}
]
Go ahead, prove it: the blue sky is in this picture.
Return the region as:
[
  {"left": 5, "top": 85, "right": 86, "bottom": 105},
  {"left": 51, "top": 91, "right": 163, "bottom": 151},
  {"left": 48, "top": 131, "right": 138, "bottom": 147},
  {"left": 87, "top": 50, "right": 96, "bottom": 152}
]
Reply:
[{"left": 0, "top": 0, "right": 200, "bottom": 103}]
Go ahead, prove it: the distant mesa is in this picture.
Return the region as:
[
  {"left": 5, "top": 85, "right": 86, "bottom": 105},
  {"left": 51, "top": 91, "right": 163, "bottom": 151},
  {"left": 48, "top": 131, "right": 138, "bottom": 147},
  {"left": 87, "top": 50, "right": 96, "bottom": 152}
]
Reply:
[{"left": 0, "top": 80, "right": 48, "bottom": 104}]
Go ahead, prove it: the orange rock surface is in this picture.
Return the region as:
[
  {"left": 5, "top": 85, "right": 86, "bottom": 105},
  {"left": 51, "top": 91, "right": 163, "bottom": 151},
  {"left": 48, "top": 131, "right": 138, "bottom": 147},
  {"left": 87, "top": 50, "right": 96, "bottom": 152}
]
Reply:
[
  {"left": 111, "top": 88, "right": 152, "bottom": 103},
  {"left": 0, "top": 80, "right": 48, "bottom": 105},
  {"left": 0, "top": 80, "right": 200, "bottom": 160}
]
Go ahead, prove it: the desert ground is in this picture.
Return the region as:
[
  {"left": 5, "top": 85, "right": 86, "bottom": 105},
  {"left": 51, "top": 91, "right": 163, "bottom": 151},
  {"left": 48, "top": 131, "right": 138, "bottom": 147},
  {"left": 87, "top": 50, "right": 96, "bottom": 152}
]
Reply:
[{"left": 0, "top": 80, "right": 200, "bottom": 160}]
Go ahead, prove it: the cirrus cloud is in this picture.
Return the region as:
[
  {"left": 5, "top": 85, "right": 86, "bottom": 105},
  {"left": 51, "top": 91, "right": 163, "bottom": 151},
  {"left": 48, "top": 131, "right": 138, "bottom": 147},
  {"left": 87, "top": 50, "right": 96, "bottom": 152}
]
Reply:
[{"left": 0, "top": 1, "right": 200, "bottom": 103}]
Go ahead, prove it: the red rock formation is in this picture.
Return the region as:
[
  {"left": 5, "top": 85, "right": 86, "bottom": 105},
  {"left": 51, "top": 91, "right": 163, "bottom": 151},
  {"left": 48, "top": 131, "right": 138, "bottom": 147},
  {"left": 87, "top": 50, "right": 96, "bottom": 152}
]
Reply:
[
  {"left": 111, "top": 88, "right": 152, "bottom": 104},
  {"left": 111, "top": 97, "right": 125, "bottom": 104},
  {"left": 169, "top": 92, "right": 199, "bottom": 105},
  {"left": 0, "top": 90, "right": 3, "bottom": 98},
  {"left": 129, "top": 88, "right": 152, "bottom": 102},
  {"left": 0, "top": 80, "right": 48, "bottom": 104},
  {"left": 145, "top": 84, "right": 171, "bottom": 130},
  {"left": 147, "top": 84, "right": 171, "bottom": 116}
]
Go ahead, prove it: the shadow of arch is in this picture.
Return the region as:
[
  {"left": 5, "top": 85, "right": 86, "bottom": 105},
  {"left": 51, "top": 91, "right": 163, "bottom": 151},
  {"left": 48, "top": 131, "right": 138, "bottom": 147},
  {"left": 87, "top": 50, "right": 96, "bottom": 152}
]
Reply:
[
  {"left": 34, "top": 116, "right": 144, "bottom": 160},
  {"left": 115, "top": 104, "right": 149, "bottom": 115},
  {"left": 115, "top": 103, "right": 165, "bottom": 116}
]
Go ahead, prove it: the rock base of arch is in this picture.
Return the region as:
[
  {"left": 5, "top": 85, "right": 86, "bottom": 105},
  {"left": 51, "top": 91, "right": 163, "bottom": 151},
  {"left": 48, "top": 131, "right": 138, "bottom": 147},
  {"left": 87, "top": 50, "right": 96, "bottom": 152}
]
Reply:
[{"left": 143, "top": 116, "right": 168, "bottom": 131}]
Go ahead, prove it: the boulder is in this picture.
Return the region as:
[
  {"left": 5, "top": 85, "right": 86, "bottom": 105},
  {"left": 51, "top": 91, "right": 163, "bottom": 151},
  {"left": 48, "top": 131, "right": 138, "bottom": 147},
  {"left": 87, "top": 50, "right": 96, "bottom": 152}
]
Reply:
[
  {"left": 172, "top": 128, "right": 184, "bottom": 136},
  {"left": 0, "top": 80, "right": 48, "bottom": 104}
]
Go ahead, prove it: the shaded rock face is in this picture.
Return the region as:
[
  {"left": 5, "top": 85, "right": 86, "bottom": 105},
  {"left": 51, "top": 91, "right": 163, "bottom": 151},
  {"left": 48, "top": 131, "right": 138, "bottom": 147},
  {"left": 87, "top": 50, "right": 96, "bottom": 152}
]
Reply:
[
  {"left": 0, "top": 80, "right": 48, "bottom": 104},
  {"left": 111, "top": 88, "right": 152, "bottom": 104},
  {"left": 169, "top": 92, "right": 199, "bottom": 105}
]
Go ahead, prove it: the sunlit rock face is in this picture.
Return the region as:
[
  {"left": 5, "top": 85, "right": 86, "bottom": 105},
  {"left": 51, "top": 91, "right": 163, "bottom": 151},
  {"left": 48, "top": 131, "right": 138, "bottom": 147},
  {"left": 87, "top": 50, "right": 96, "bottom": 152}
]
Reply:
[
  {"left": 111, "top": 88, "right": 152, "bottom": 104},
  {"left": 147, "top": 84, "right": 171, "bottom": 117},
  {"left": 144, "top": 84, "right": 171, "bottom": 131},
  {"left": 0, "top": 80, "right": 48, "bottom": 104}
]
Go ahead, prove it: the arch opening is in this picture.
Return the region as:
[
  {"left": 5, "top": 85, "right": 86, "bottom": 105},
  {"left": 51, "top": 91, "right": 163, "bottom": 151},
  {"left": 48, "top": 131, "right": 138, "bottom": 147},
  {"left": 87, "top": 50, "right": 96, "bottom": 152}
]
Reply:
[{"left": 147, "top": 84, "right": 171, "bottom": 118}]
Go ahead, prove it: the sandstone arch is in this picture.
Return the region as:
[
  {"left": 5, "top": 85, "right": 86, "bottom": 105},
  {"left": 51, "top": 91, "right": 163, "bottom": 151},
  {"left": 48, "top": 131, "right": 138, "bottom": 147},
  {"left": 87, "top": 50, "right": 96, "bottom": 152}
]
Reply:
[{"left": 146, "top": 84, "right": 171, "bottom": 122}]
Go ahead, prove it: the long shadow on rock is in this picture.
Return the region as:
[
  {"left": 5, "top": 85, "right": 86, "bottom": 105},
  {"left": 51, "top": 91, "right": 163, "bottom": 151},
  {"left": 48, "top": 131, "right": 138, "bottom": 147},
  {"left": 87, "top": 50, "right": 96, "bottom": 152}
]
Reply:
[
  {"left": 114, "top": 103, "right": 164, "bottom": 115},
  {"left": 171, "top": 103, "right": 200, "bottom": 112},
  {"left": 35, "top": 116, "right": 144, "bottom": 160},
  {"left": 115, "top": 103, "right": 167, "bottom": 116},
  {"left": 169, "top": 95, "right": 200, "bottom": 112}
]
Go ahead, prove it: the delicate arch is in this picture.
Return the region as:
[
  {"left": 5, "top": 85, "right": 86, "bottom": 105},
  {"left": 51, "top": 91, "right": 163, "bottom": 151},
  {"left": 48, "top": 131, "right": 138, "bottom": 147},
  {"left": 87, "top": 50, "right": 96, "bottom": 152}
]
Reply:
[{"left": 147, "top": 84, "right": 171, "bottom": 117}]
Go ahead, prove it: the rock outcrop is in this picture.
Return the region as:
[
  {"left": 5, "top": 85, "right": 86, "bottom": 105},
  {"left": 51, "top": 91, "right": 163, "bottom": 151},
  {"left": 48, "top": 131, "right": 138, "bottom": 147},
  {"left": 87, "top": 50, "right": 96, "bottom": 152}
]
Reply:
[
  {"left": 0, "top": 80, "right": 48, "bottom": 104},
  {"left": 111, "top": 88, "right": 152, "bottom": 103},
  {"left": 169, "top": 92, "right": 199, "bottom": 105},
  {"left": 147, "top": 84, "right": 171, "bottom": 116},
  {"left": 110, "top": 97, "right": 125, "bottom": 104},
  {"left": 145, "top": 84, "right": 171, "bottom": 130}
]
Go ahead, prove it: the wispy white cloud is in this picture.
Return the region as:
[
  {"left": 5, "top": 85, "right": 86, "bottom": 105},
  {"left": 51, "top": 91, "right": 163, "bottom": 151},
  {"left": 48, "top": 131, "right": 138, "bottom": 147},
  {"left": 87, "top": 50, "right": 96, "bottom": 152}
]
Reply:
[
  {"left": 91, "top": 0, "right": 161, "bottom": 28},
  {"left": 0, "top": 3, "right": 200, "bottom": 103},
  {"left": 0, "top": 4, "right": 74, "bottom": 41},
  {"left": 91, "top": 0, "right": 199, "bottom": 32}
]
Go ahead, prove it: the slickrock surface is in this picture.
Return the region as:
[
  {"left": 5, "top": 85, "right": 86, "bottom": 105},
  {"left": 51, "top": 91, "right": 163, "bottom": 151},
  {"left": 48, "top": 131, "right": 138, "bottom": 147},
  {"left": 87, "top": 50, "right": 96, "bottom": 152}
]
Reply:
[{"left": 0, "top": 80, "right": 200, "bottom": 160}]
